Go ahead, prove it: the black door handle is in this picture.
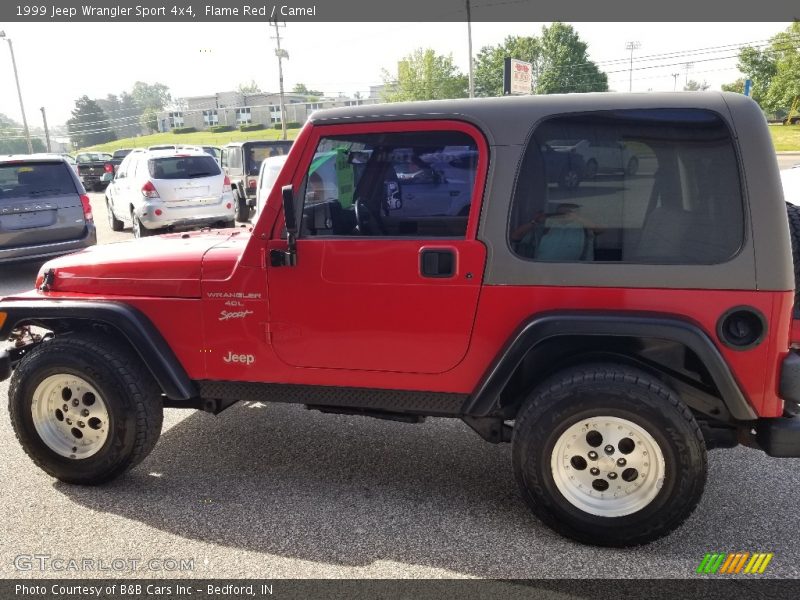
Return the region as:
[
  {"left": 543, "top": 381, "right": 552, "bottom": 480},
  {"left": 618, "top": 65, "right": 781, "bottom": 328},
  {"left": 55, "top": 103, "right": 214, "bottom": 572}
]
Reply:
[{"left": 420, "top": 249, "right": 456, "bottom": 278}]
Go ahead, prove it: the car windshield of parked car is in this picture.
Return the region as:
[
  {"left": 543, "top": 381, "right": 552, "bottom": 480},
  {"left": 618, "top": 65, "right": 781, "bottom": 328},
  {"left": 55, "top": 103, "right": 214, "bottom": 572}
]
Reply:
[
  {"left": 0, "top": 162, "right": 76, "bottom": 198},
  {"left": 202, "top": 147, "right": 220, "bottom": 159},
  {"left": 112, "top": 149, "right": 132, "bottom": 159},
  {"left": 76, "top": 153, "right": 112, "bottom": 163},
  {"left": 247, "top": 145, "right": 291, "bottom": 174},
  {"left": 148, "top": 155, "right": 221, "bottom": 179}
]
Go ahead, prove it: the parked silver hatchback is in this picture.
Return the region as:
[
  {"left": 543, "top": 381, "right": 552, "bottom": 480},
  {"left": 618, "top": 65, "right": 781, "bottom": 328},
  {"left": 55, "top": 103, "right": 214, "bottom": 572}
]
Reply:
[
  {"left": 0, "top": 155, "right": 97, "bottom": 264},
  {"left": 105, "top": 148, "right": 236, "bottom": 238}
]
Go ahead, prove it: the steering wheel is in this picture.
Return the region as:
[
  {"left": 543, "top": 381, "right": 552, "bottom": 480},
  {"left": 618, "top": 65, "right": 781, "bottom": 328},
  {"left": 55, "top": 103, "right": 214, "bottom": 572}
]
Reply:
[{"left": 354, "top": 198, "right": 387, "bottom": 235}]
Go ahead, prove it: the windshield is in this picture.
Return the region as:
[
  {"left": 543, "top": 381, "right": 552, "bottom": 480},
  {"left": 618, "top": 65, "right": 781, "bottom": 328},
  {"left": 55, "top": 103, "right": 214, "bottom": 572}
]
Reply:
[
  {"left": 246, "top": 143, "right": 292, "bottom": 174},
  {"left": 112, "top": 149, "right": 133, "bottom": 159},
  {"left": 202, "top": 147, "right": 220, "bottom": 159},
  {"left": 148, "top": 155, "right": 222, "bottom": 179},
  {"left": 76, "top": 153, "right": 112, "bottom": 163},
  {"left": 0, "top": 162, "right": 76, "bottom": 199}
]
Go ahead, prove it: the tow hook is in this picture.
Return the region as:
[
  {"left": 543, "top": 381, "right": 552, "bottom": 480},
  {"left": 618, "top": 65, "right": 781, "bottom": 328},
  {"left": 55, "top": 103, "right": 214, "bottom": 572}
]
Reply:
[{"left": 39, "top": 269, "right": 55, "bottom": 292}]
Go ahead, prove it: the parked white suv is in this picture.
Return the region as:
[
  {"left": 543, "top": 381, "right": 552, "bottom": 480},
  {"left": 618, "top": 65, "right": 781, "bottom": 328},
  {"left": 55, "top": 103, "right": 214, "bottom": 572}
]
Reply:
[
  {"left": 104, "top": 149, "right": 235, "bottom": 238},
  {"left": 255, "top": 154, "right": 289, "bottom": 220}
]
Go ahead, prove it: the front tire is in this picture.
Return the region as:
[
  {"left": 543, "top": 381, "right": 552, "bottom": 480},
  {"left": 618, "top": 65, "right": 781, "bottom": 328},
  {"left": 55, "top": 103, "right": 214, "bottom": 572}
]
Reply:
[
  {"left": 8, "top": 334, "right": 163, "bottom": 485},
  {"left": 512, "top": 363, "right": 706, "bottom": 546}
]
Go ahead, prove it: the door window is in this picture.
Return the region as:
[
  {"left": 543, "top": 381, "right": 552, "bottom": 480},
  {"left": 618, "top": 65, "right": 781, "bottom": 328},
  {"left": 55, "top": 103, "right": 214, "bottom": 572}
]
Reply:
[{"left": 298, "top": 131, "right": 478, "bottom": 238}]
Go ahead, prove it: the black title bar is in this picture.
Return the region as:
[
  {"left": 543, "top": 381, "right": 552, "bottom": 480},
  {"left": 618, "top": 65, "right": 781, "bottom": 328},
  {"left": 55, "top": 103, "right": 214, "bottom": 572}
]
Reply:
[{"left": 1, "top": 0, "right": 799, "bottom": 22}]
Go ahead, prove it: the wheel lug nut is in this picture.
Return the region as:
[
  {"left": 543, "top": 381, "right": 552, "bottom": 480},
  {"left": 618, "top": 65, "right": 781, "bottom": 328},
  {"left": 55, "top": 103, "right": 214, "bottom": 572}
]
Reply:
[
  {"left": 588, "top": 451, "right": 598, "bottom": 460},
  {"left": 604, "top": 445, "right": 615, "bottom": 454},
  {"left": 63, "top": 404, "right": 68, "bottom": 412},
  {"left": 66, "top": 418, "right": 72, "bottom": 425},
  {"left": 617, "top": 458, "right": 626, "bottom": 467},
  {"left": 590, "top": 467, "right": 600, "bottom": 476},
  {"left": 78, "top": 421, "right": 85, "bottom": 428},
  {"left": 608, "top": 472, "right": 618, "bottom": 480},
  {"left": 72, "top": 399, "right": 79, "bottom": 407},
  {"left": 81, "top": 409, "right": 90, "bottom": 417}
]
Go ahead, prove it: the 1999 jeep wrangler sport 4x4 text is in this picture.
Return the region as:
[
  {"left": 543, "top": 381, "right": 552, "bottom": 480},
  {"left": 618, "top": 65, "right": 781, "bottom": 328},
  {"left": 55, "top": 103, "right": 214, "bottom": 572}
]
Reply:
[{"left": 2, "top": 92, "right": 800, "bottom": 546}]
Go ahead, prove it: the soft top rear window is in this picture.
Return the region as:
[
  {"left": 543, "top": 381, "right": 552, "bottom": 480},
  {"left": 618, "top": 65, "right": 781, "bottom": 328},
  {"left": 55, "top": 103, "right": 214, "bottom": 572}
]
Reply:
[
  {"left": 148, "top": 155, "right": 221, "bottom": 180},
  {"left": 0, "top": 162, "right": 77, "bottom": 199}
]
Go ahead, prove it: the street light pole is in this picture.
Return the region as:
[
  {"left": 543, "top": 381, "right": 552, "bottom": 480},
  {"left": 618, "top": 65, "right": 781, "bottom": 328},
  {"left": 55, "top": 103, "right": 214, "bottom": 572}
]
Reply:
[
  {"left": 466, "top": 0, "right": 474, "bottom": 98},
  {"left": 625, "top": 41, "right": 641, "bottom": 93},
  {"left": 1, "top": 31, "right": 33, "bottom": 153},
  {"left": 270, "top": 20, "right": 288, "bottom": 141},
  {"left": 40, "top": 107, "right": 51, "bottom": 152}
]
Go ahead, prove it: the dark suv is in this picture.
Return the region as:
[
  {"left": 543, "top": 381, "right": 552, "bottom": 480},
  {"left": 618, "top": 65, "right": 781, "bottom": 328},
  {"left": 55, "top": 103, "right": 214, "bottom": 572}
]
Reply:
[
  {"left": 0, "top": 155, "right": 96, "bottom": 264},
  {"left": 221, "top": 140, "right": 293, "bottom": 222},
  {"left": 2, "top": 93, "right": 799, "bottom": 547}
]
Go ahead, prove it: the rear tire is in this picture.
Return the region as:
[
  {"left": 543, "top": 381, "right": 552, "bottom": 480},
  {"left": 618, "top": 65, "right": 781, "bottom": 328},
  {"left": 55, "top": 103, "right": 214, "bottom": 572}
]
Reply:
[
  {"left": 132, "top": 213, "right": 156, "bottom": 238},
  {"left": 8, "top": 334, "right": 163, "bottom": 485},
  {"left": 234, "top": 191, "right": 250, "bottom": 223},
  {"left": 512, "top": 363, "right": 706, "bottom": 546}
]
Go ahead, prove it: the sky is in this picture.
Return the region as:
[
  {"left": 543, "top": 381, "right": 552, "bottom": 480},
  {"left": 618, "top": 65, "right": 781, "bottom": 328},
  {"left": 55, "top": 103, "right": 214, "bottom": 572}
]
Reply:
[{"left": 0, "top": 21, "right": 789, "bottom": 131}]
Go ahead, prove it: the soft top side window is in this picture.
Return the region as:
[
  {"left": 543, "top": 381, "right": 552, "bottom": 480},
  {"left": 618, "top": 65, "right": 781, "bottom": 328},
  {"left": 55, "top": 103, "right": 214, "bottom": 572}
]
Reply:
[
  {"left": 298, "top": 130, "right": 479, "bottom": 238},
  {"left": 508, "top": 109, "right": 744, "bottom": 265}
]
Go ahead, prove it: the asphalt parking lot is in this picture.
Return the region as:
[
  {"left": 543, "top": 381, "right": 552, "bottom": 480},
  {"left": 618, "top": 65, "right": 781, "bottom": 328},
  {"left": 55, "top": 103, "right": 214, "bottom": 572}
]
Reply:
[{"left": 1, "top": 182, "right": 800, "bottom": 579}]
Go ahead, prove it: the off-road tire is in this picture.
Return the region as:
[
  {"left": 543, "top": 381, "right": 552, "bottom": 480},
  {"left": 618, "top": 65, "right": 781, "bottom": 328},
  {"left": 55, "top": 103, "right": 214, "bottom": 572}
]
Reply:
[
  {"left": 512, "top": 363, "right": 707, "bottom": 546},
  {"left": 786, "top": 201, "right": 800, "bottom": 317},
  {"left": 8, "top": 334, "right": 163, "bottom": 485},
  {"left": 234, "top": 191, "right": 250, "bottom": 223}
]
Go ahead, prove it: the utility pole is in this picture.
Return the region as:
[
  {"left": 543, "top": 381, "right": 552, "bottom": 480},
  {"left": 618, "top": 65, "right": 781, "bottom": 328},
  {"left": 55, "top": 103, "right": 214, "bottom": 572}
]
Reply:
[
  {"left": 466, "top": 0, "right": 474, "bottom": 98},
  {"left": 1, "top": 31, "right": 33, "bottom": 153},
  {"left": 270, "top": 19, "right": 288, "bottom": 141},
  {"left": 40, "top": 107, "right": 51, "bottom": 152},
  {"left": 671, "top": 72, "right": 680, "bottom": 91},
  {"left": 625, "top": 41, "right": 641, "bottom": 93},
  {"left": 684, "top": 62, "right": 694, "bottom": 87}
]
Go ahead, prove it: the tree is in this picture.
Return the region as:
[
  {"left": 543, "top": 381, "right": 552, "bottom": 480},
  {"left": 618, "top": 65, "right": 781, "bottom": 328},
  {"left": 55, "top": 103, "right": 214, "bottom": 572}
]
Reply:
[
  {"left": 684, "top": 80, "right": 710, "bottom": 91},
  {"left": 237, "top": 80, "right": 262, "bottom": 94},
  {"left": 131, "top": 81, "right": 171, "bottom": 111},
  {"left": 97, "top": 92, "right": 142, "bottom": 139},
  {"left": 140, "top": 107, "right": 159, "bottom": 133},
  {"left": 722, "top": 22, "right": 799, "bottom": 113},
  {"left": 293, "top": 83, "right": 323, "bottom": 96},
  {"left": 473, "top": 23, "right": 608, "bottom": 97},
  {"left": 721, "top": 78, "right": 745, "bottom": 94},
  {"left": 0, "top": 113, "right": 45, "bottom": 154},
  {"left": 67, "top": 96, "right": 117, "bottom": 148},
  {"left": 381, "top": 48, "right": 468, "bottom": 102}
]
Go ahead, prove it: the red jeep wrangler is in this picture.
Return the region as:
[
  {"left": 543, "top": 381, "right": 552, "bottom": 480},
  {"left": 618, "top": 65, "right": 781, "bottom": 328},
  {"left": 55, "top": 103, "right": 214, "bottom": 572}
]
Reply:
[{"left": 2, "top": 92, "right": 799, "bottom": 546}]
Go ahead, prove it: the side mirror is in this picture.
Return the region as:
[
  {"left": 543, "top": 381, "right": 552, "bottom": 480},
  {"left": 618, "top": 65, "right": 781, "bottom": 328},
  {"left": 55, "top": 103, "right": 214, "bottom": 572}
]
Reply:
[
  {"left": 282, "top": 184, "right": 298, "bottom": 234},
  {"left": 270, "top": 185, "right": 298, "bottom": 267}
]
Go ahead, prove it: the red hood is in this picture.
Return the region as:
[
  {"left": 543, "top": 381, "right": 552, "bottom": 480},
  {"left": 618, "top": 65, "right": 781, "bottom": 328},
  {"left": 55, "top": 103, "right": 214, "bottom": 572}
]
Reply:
[{"left": 36, "top": 229, "right": 251, "bottom": 298}]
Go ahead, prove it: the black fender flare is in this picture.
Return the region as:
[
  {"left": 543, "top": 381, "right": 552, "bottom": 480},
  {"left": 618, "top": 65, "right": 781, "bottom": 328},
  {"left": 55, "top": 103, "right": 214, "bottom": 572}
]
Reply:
[
  {"left": 463, "top": 312, "right": 757, "bottom": 421},
  {"left": 0, "top": 300, "right": 196, "bottom": 401}
]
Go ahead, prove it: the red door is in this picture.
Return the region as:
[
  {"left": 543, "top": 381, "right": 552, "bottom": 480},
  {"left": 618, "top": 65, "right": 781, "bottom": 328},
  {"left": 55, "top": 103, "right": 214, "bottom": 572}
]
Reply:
[{"left": 266, "top": 120, "right": 489, "bottom": 374}]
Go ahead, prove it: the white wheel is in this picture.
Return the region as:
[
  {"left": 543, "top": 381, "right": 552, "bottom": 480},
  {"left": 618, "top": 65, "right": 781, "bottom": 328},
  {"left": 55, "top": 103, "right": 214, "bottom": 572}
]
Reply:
[{"left": 550, "top": 416, "right": 665, "bottom": 517}]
